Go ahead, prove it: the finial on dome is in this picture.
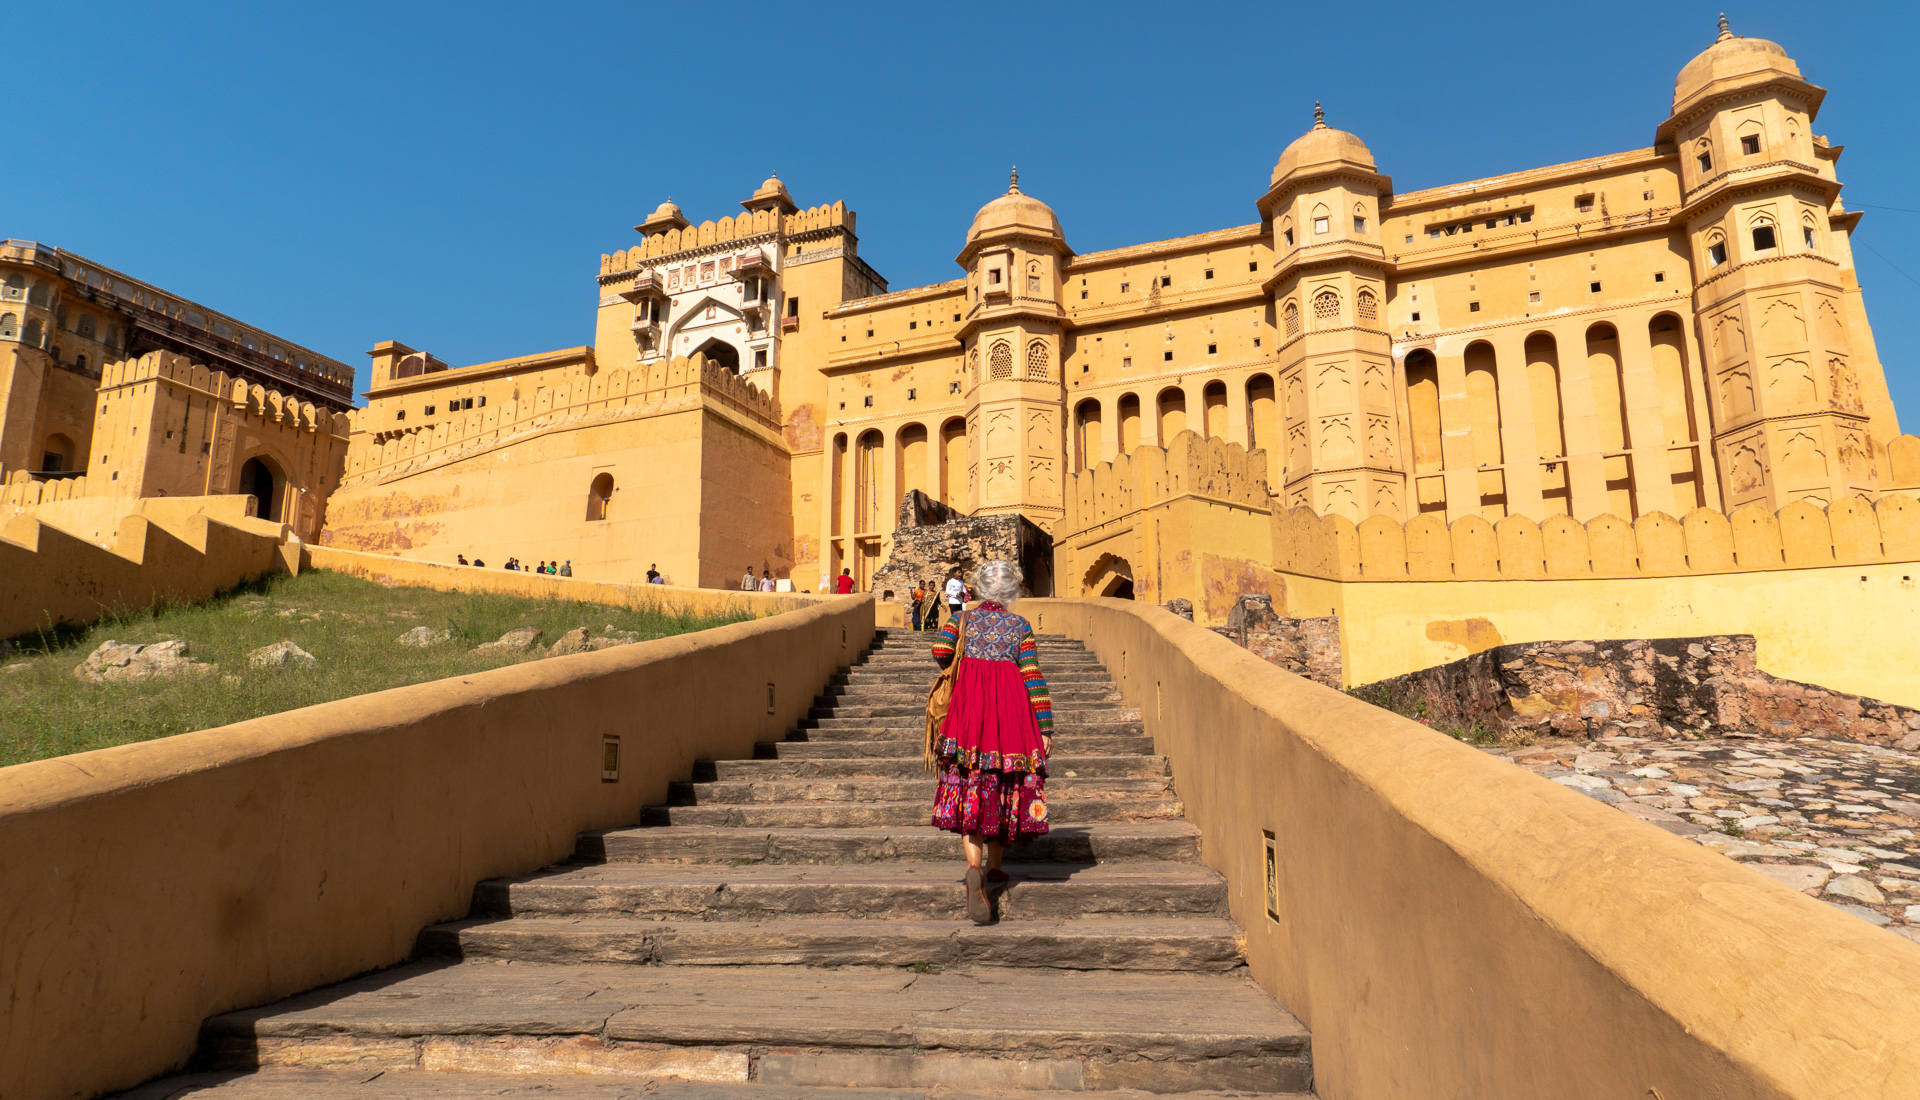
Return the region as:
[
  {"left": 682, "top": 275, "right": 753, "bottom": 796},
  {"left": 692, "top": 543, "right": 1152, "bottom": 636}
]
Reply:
[
  {"left": 1009, "top": 165, "right": 1020, "bottom": 194},
  {"left": 1717, "top": 12, "right": 1732, "bottom": 40},
  {"left": 1312, "top": 101, "right": 1325, "bottom": 130}
]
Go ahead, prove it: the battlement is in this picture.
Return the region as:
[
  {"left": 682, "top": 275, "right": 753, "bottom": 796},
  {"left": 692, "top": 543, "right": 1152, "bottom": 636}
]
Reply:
[
  {"left": 601, "top": 201, "right": 855, "bottom": 276},
  {"left": 99, "top": 351, "right": 352, "bottom": 440},
  {"left": 1273, "top": 490, "right": 1920, "bottom": 582},
  {"left": 1066, "top": 430, "right": 1271, "bottom": 533},
  {"left": 341, "top": 351, "right": 780, "bottom": 488}
]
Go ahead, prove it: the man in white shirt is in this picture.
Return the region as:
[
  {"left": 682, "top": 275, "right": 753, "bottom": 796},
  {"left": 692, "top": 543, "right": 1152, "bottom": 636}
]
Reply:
[{"left": 943, "top": 571, "right": 966, "bottom": 620}]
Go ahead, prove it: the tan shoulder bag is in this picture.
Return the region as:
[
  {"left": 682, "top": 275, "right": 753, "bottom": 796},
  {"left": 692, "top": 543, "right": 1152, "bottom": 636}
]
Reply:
[{"left": 923, "top": 609, "right": 969, "bottom": 772}]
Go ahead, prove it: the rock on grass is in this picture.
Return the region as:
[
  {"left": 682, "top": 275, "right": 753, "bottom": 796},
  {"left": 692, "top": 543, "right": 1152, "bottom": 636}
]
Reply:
[
  {"left": 73, "top": 640, "right": 215, "bottom": 684},
  {"left": 248, "top": 641, "right": 318, "bottom": 669},
  {"left": 472, "top": 627, "right": 542, "bottom": 656},
  {"left": 397, "top": 626, "right": 453, "bottom": 648}
]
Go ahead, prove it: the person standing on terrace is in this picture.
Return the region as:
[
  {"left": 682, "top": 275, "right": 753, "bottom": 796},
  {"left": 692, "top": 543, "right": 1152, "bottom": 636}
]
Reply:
[{"left": 927, "top": 560, "right": 1052, "bottom": 924}]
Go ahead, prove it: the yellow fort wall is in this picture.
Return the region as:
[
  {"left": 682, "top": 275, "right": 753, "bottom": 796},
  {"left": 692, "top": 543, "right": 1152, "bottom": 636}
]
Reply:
[
  {"left": 0, "top": 595, "right": 876, "bottom": 1100},
  {"left": 1022, "top": 598, "right": 1920, "bottom": 1100},
  {"left": 1270, "top": 495, "right": 1920, "bottom": 704}
]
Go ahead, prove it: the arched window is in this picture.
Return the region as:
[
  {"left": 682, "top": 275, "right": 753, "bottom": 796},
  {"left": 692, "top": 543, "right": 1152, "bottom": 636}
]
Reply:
[
  {"left": 1281, "top": 217, "right": 1294, "bottom": 248},
  {"left": 1026, "top": 260, "right": 1042, "bottom": 294},
  {"left": 967, "top": 347, "right": 979, "bottom": 386},
  {"left": 1026, "top": 339, "right": 1049, "bottom": 379},
  {"left": 1801, "top": 212, "right": 1820, "bottom": 252},
  {"left": 587, "top": 472, "right": 614, "bottom": 521},
  {"left": 1355, "top": 289, "right": 1377, "bottom": 324},
  {"left": 989, "top": 340, "right": 1013, "bottom": 379},
  {"left": 22, "top": 319, "right": 41, "bottom": 346},
  {"left": 104, "top": 323, "right": 119, "bottom": 349},
  {"left": 0, "top": 313, "right": 15, "bottom": 338},
  {"left": 1, "top": 274, "right": 23, "bottom": 299},
  {"left": 1284, "top": 300, "right": 1300, "bottom": 339},
  {"left": 1750, "top": 217, "right": 1778, "bottom": 253},
  {"left": 74, "top": 354, "right": 86, "bottom": 372},
  {"left": 76, "top": 314, "right": 95, "bottom": 339},
  {"left": 1312, "top": 289, "right": 1340, "bottom": 327},
  {"left": 1695, "top": 139, "right": 1713, "bottom": 175},
  {"left": 1705, "top": 230, "right": 1728, "bottom": 268},
  {"left": 27, "top": 281, "right": 49, "bottom": 307}
]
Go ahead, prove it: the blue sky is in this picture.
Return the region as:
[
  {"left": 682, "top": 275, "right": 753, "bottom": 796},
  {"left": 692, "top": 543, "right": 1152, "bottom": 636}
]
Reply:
[{"left": 9, "top": 1, "right": 1919, "bottom": 420}]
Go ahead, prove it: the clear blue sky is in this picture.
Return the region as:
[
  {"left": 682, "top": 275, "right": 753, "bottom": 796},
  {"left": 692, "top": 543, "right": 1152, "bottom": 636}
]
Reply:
[{"left": 9, "top": 1, "right": 1919, "bottom": 420}]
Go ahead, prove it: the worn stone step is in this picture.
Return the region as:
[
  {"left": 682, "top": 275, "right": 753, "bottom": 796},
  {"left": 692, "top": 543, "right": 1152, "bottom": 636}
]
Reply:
[
  {"left": 117, "top": 1071, "right": 1316, "bottom": 1100},
  {"left": 642, "top": 798, "right": 1185, "bottom": 829},
  {"left": 419, "top": 914, "right": 1243, "bottom": 972},
  {"left": 809, "top": 703, "right": 1138, "bottom": 721},
  {"left": 819, "top": 688, "right": 1123, "bottom": 708},
  {"left": 471, "top": 861, "right": 1226, "bottom": 921},
  {"left": 795, "top": 716, "right": 1145, "bottom": 737},
  {"left": 200, "top": 964, "right": 1311, "bottom": 1093},
  {"left": 838, "top": 665, "right": 1113, "bottom": 681},
  {"left": 770, "top": 735, "right": 1157, "bottom": 757},
  {"left": 579, "top": 822, "right": 1204, "bottom": 865},
  {"left": 667, "top": 776, "right": 1172, "bottom": 806},
  {"left": 701, "top": 754, "right": 1168, "bottom": 781}
]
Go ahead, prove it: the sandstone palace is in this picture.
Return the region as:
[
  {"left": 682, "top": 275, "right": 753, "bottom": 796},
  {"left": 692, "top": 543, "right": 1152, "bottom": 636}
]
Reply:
[{"left": 6, "top": 21, "right": 1916, "bottom": 629}]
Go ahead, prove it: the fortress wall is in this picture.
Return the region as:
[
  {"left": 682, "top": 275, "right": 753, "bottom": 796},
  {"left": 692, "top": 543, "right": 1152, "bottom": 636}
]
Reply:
[
  {"left": 1022, "top": 597, "right": 1920, "bottom": 1100},
  {"left": 304, "top": 544, "right": 823, "bottom": 618},
  {"left": 0, "top": 595, "right": 875, "bottom": 1100},
  {"left": 0, "top": 508, "right": 290, "bottom": 639},
  {"left": 2, "top": 488, "right": 257, "bottom": 545}
]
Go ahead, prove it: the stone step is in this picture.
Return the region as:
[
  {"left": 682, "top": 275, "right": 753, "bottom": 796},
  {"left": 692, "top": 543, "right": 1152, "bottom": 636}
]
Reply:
[
  {"left": 666, "top": 776, "right": 1172, "bottom": 806},
  {"left": 199, "top": 964, "right": 1311, "bottom": 1093},
  {"left": 771, "top": 734, "right": 1156, "bottom": 756},
  {"left": 579, "top": 822, "right": 1204, "bottom": 865},
  {"left": 470, "top": 861, "right": 1226, "bottom": 922},
  {"left": 700, "top": 754, "right": 1168, "bottom": 781},
  {"left": 120, "top": 1070, "right": 1314, "bottom": 1099},
  {"left": 854, "top": 654, "right": 1103, "bottom": 669},
  {"left": 641, "top": 798, "right": 1185, "bottom": 829},
  {"left": 818, "top": 688, "right": 1123, "bottom": 708},
  {"left": 809, "top": 703, "right": 1138, "bottom": 721},
  {"left": 837, "top": 666, "right": 1114, "bottom": 683},
  {"left": 420, "top": 914, "right": 1244, "bottom": 972},
  {"left": 794, "top": 717, "right": 1145, "bottom": 737}
]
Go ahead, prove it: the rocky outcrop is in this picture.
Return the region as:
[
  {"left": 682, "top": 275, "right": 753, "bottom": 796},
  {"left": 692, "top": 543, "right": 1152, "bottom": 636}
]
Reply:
[
  {"left": 869, "top": 491, "right": 1055, "bottom": 611},
  {"left": 472, "top": 627, "right": 543, "bottom": 656},
  {"left": 1209, "top": 595, "right": 1342, "bottom": 689},
  {"left": 1359, "top": 635, "right": 1920, "bottom": 749},
  {"left": 72, "top": 639, "right": 215, "bottom": 684},
  {"left": 247, "top": 641, "right": 317, "bottom": 669}
]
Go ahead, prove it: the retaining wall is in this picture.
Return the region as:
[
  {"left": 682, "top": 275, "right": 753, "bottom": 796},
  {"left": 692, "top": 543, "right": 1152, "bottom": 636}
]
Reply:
[
  {"left": 0, "top": 595, "right": 875, "bottom": 1100},
  {"left": 1022, "top": 597, "right": 1920, "bottom": 1100}
]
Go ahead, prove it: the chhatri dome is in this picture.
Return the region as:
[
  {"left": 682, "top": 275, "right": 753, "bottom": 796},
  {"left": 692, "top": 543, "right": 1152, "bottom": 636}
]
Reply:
[
  {"left": 1271, "top": 102, "right": 1375, "bottom": 184},
  {"left": 636, "top": 198, "right": 689, "bottom": 233},
  {"left": 742, "top": 172, "right": 798, "bottom": 214},
  {"left": 1672, "top": 14, "right": 1803, "bottom": 112},
  {"left": 966, "top": 167, "right": 1064, "bottom": 246}
]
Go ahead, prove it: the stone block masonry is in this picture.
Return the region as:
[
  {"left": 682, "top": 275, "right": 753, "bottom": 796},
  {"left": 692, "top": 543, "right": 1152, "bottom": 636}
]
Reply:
[
  {"left": 1359, "top": 635, "right": 1920, "bottom": 750},
  {"left": 870, "top": 490, "right": 1054, "bottom": 609},
  {"left": 1208, "top": 594, "right": 1341, "bottom": 689}
]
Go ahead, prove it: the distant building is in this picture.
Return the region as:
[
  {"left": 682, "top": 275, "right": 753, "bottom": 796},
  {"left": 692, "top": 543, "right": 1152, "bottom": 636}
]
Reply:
[{"left": 322, "top": 21, "right": 1914, "bottom": 602}]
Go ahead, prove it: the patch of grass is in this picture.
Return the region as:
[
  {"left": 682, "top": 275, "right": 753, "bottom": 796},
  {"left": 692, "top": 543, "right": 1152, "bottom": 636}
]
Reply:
[
  {"left": 0, "top": 569, "right": 754, "bottom": 769},
  {"left": 1346, "top": 684, "right": 1535, "bottom": 748},
  {"left": 910, "top": 960, "right": 943, "bottom": 974}
]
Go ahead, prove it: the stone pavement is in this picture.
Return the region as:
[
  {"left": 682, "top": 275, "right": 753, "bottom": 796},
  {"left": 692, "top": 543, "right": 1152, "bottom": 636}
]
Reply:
[
  {"left": 1477, "top": 734, "right": 1920, "bottom": 941},
  {"left": 119, "top": 629, "right": 1312, "bottom": 1098}
]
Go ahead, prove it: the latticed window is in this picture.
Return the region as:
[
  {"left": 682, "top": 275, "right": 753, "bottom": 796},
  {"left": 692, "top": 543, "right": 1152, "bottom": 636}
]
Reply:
[
  {"left": 1284, "top": 302, "right": 1300, "bottom": 339},
  {"left": 1026, "top": 340, "right": 1049, "bottom": 379},
  {"left": 1313, "top": 290, "right": 1340, "bottom": 327},
  {"left": 1356, "top": 290, "right": 1377, "bottom": 323},
  {"left": 990, "top": 340, "right": 1013, "bottom": 379}
]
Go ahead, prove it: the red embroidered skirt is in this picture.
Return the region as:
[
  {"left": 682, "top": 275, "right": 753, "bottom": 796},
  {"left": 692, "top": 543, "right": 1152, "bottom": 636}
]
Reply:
[{"left": 931, "top": 656, "right": 1049, "bottom": 842}]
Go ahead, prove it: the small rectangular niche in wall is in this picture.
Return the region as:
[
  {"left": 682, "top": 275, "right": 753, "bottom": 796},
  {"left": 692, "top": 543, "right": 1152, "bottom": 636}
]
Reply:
[
  {"left": 1159, "top": 276, "right": 1172, "bottom": 288},
  {"left": 1575, "top": 193, "right": 1595, "bottom": 213},
  {"left": 1263, "top": 831, "right": 1278, "bottom": 922},
  {"left": 767, "top": 683, "right": 776, "bottom": 715},
  {"left": 1589, "top": 281, "right": 1602, "bottom": 293},
  {"left": 602, "top": 735, "right": 620, "bottom": 782},
  {"left": 1741, "top": 134, "right": 1761, "bottom": 155}
]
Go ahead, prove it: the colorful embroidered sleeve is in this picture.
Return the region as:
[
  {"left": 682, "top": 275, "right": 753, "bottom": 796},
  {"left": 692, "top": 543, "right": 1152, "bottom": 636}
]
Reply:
[
  {"left": 931, "top": 613, "right": 960, "bottom": 668},
  {"left": 1017, "top": 623, "right": 1054, "bottom": 734}
]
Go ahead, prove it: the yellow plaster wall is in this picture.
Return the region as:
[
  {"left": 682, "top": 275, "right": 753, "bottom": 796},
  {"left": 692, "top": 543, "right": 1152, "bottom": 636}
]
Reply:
[
  {"left": 0, "top": 595, "right": 875, "bottom": 1100},
  {"left": 1021, "top": 597, "right": 1920, "bottom": 1100},
  {"left": 1, "top": 490, "right": 256, "bottom": 545}
]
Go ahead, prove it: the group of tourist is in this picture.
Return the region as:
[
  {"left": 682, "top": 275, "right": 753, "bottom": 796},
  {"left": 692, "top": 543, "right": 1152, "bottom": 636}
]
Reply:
[
  {"left": 739, "top": 567, "right": 778, "bottom": 592},
  {"left": 907, "top": 569, "right": 969, "bottom": 631},
  {"left": 451, "top": 554, "right": 571, "bottom": 576}
]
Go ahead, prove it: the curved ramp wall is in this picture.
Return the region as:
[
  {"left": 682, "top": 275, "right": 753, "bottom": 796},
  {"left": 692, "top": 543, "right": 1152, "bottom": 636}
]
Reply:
[
  {"left": 0, "top": 596, "right": 875, "bottom": 1100},
  {"left": 1022, "top": 597, "right": 1920, "bottom": 1100}
]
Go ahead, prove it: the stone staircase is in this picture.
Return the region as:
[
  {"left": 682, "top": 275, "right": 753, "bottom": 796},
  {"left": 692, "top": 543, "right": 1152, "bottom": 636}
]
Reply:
[{"left": 123, "top": 629, "right": 1312, "bottom": 1098}]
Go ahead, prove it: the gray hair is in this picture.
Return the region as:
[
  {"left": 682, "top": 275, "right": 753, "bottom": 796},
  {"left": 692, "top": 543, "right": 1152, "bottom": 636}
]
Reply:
[{"left": 972, "top": 560, "right": 1023, "bottom": 605}]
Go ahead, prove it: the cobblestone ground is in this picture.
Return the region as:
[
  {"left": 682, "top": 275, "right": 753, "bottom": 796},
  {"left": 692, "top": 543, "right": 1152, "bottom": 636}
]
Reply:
[{"left": 1478, "top": 735, "right": 1920, "bottom": 943}]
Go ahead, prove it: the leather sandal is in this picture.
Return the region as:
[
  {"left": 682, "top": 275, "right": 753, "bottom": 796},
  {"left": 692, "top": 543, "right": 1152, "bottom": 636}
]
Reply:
[
  {"left": 964, "top": 867, "right": 990, "bottom": 924},
  {"left": 985, "top": 868, "right": 1010, "bottom": 884}
]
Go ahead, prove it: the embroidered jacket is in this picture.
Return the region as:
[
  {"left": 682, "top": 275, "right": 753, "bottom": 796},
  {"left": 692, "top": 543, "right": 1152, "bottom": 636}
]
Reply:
[{"left": 931, "top": 602, "right": 1054, "bottom": 734}]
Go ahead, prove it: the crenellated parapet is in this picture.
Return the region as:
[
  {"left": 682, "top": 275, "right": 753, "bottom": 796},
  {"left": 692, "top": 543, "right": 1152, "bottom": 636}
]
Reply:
[
  {"left": 341, "top": 351, "right": 781, "bottom": 489},
  {"left": 1065, "top": 430, "right": 1271, "bottom": 535},
  {"left": 1272, "top": 490, "right": 1920, "bottom": 581},
  {"left": 98, "top": 351, "right": 353, "bottom": 439},
  {"left": 600, "top": 201, "right": 855, "bottom": 276}
]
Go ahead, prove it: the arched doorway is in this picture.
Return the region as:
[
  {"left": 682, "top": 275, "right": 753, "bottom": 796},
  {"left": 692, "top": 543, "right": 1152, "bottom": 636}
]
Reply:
[
  {"left": 691, "top": 337, "right": 740, "bottom": 374},
  {"left": 1083, "top": 553, "right": 1136, "bottom": 600},
  {"left": 239, "top": 456, "right": 282, "bottom": 522},
  {"left": 587, "top": 472, "right": 614, "bottom": 521},
  {"left": 40, "top": 433, "right": 74, "bottom": 473}
]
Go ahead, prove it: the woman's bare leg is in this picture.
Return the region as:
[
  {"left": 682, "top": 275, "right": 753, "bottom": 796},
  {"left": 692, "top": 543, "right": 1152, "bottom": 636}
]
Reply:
[
  {"left": 986, "top": 840, "right": 1004, "bottom": 872},
  {"left": 962, "top": 833, "right": 985, "bottom": 870}
]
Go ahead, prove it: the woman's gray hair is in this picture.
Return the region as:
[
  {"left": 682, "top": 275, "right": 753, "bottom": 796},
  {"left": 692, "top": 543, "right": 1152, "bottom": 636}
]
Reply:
[{"left": 972, "top": 560, "right": 1023, "bottom": 605}]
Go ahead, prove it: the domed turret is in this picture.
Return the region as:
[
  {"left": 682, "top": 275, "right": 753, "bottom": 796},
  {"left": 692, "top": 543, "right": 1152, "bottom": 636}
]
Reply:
[
  {"left": 636, "top": 198, "right": 689, "bottom": 234},
  {"left": 741, "top": 172, "right": 798, "bottom": 215},
  {"left": 1673, "top": 15, "right": 1803, "bottom": 113},
  {"left": 1270, "top": 103, "right": 1375, "bottom": 186},
  {"left": 965, "top": 167, "right": 1064, "bottom": 249}
]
